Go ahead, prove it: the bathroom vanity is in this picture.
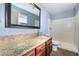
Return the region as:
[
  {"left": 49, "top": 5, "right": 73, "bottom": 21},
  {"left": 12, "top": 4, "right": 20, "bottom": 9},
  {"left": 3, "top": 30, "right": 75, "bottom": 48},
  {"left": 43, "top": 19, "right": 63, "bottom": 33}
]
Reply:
[
  {"left": 0, "top": 35, "right": 52, "bottom": 56},
  {"left": 22, "top": 37, "right": 52, "bottom": 56}
]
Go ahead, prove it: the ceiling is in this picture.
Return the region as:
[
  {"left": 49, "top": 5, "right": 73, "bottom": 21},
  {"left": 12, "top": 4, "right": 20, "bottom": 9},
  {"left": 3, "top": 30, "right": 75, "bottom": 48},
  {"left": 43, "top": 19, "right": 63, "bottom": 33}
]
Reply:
[{"left": 37, "top": 3, "right": 77, "bottom": 16}]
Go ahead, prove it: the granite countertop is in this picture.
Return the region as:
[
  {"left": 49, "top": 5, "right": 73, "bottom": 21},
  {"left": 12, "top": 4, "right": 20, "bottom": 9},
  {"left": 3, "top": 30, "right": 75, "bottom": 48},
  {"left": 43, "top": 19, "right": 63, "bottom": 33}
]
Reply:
[{"left": 0, "top": 35, "right": 51, "bottom": 56}]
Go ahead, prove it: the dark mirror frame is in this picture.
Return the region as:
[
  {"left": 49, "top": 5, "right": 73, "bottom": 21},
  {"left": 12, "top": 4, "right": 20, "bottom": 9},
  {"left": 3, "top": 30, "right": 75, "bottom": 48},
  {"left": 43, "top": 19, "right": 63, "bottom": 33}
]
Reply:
[{"left": 5, "top": 3, "right": 41, "bottom": 29}]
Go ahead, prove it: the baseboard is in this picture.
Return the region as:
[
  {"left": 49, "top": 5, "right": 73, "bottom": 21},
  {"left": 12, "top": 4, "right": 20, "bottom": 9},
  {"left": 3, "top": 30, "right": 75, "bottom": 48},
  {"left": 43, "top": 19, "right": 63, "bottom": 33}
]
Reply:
[{"left": 52, "top": 40, "right": 78, "bottom": 53}]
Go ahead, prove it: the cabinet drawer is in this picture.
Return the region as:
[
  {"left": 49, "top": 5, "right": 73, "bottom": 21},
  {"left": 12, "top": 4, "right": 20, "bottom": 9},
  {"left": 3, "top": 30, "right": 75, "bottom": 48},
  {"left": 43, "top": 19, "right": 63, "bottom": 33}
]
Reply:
[
  {"left": 23, "top": 49, "right": 35, "bottom": 56},
  {"left": 36, "top": 43, "right": 45, "bottom": 55}
]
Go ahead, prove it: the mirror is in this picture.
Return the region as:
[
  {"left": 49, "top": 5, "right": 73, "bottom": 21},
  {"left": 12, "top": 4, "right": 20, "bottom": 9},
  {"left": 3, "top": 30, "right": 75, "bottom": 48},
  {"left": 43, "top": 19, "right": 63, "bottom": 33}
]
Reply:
[{"left": 5, "top": 3, "right": 41, "bottom": 29}]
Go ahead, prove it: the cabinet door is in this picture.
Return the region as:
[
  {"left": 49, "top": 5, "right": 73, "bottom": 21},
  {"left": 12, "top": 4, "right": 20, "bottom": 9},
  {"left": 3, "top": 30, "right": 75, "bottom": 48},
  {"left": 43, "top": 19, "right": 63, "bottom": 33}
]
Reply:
[
  {"left": 49, "top": 43, "right": 52, "bottom": 54},
  {"left": 45, "top": 38, "right": 52, "bottom": 56},
  {"left": 36, "top": 48, "right": 45, "bottom": 56},
  {"left": 23, "top": 49, "right": 35, "bottom": 56},
  {"left": 46, "top": 45, "right": 50, "bottom": 55},
  {"left": 36, "top": 43, "right": 45, "bottom": 56}
]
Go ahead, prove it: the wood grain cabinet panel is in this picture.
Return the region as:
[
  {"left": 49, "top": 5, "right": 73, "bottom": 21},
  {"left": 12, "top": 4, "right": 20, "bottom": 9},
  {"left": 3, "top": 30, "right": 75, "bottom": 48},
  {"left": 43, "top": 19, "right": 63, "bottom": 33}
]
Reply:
[
  {"left": 22, "top": 37, "right": 52, "bottom": 56},
  {"left": 36, "top": 43, "right": 45, "bottom": 56},
  {"left": 46, "top": 38, "right": 52, "bottom": 45},
  {"left": 36, "top": 48, "right": 45, "bottom": 56},
  {"left": 45, "top": 38, "right": 52, "bottom": 56}
]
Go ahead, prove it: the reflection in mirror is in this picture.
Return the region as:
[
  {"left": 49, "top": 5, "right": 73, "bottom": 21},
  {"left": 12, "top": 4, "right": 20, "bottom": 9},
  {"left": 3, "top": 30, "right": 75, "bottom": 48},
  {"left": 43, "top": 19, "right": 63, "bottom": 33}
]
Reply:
[
  {"left": 5, "top": 3, "right": 40, "bottom": 28},
  {"left": 18, "top": 13, "right": 28, "bottom": 25}
]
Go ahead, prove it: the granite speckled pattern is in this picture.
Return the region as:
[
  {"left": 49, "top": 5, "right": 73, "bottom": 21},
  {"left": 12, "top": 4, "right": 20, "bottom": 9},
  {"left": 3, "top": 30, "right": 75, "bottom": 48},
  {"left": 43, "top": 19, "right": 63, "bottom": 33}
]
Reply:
[{"left": 0, "top": 34, "right": 51, "bottom": 56}]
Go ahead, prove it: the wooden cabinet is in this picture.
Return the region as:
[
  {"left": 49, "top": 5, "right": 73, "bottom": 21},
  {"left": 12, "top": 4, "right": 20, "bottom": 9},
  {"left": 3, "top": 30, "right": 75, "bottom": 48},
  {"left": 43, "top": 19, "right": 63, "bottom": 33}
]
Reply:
[
  {"left": 22, "top": 37, "right": 52, "bottom": 56},
  {"left": 23, "top": 49, "right": 35, "bottom": 56},
  {"left": 36, "top": 43, "right": 45, "bottom": 56},
  {"left": 45, "top": 38, "right": 52, "bottom": 56}
]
